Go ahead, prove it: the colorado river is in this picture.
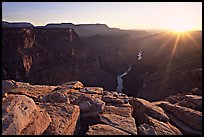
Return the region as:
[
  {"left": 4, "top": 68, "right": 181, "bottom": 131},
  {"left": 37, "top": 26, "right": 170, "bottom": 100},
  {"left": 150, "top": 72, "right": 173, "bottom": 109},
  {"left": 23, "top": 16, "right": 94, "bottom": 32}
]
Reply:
[{"left": 116, "top": 50, "right": 142, "bottom": 92}]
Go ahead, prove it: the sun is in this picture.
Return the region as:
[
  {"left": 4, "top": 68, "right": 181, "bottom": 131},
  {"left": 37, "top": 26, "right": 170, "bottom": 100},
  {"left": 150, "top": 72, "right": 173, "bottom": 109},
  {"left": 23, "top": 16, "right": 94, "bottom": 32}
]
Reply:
[
  {"left": 172, "top": 26, "right": 189, "bottom": 32},
  {"left": 169, "top": 23, "right": 194, "bottom": 33}
]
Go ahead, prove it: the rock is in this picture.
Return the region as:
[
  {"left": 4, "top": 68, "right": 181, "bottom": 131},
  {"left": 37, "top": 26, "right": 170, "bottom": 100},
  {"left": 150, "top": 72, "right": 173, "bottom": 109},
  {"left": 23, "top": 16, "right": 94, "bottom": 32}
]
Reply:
[
  {"left": 102, "top": 91, "right": 130, "bottom": 106},
  {"left": 102, "top": 105, "right": 132, "bottom": 118},
  {"left": 138, "top": 123, "right": 157, "bottom": 135},
  {"left": 102, "top": 95, "right": 124, "bottom": 104},
  {"left": 159, "top": 102, "right": 202, "bottom": 132},
  {"left": 165, "top": 112, "right": 202, "bottom": 135},
  {"left": 100, "top": 113, "right": 137, "bottom": 135},
  {"left": 2, "top": 94, "right": 50, "bottom": 135},
  {"left": 15, "top": 81, "right": 30, "bottom": 87},
  {"left": 65, "top": 89, "right": 83, "bottom": 103},
  {"left": 177, "top": 95, "right": 202, "bottom": 111},
  {"left": 164, "top": 94, "right": 202, "bottom": 111},
  {"left": 6, "top": 89, "right": 39, "bottom": 101},
  {"left": 132, "top": 98, "right": 169, "bottom": 122},
  {"left": 41, "top": 91, "right": 70, "bottom": 104},
  {"left": 37, "top": 102, "right": 80, "bottom": 135},
  {"left": 78, "top": 101, "right": 92, "bottom": 112},
  {"left": 56, "top": 81, "right": 84, "bottom": 90},
  {"left": 86, "top": 124, "right": 130, "bottom": 135},
  {"left": 2, "top": 80, "right": 18, "bottom": 94},
  {"left": 20, "top": 105, "right": 51, "bottom": 135},
  {"left": 135, "top": 110, "right": 182, "bottom": 135},
  {"left": 79, "top": 87, "right": 103, "bottom": 95},
  {"left": 73, "top": 94, "right": 105, "bottom": 119}
]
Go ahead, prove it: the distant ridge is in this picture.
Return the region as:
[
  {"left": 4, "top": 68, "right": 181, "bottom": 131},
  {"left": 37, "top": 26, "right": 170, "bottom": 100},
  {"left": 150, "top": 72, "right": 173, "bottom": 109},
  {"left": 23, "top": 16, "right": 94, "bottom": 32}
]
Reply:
[{"left": 2, "top": 21, "right": 34, "bottom": 28}]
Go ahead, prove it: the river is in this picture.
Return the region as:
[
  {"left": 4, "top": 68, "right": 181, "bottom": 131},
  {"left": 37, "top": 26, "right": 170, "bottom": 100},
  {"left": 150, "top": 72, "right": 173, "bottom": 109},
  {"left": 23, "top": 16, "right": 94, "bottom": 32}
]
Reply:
[{"left": 116, "top": 50, "right": 142, "bottom": 92}]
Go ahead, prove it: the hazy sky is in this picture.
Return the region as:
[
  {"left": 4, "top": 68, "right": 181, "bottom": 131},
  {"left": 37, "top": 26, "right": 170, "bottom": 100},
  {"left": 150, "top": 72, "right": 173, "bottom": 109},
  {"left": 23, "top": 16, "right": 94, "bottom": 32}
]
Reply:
[{"left": 2, "top": 2, "right": 202, "bottom": 30}]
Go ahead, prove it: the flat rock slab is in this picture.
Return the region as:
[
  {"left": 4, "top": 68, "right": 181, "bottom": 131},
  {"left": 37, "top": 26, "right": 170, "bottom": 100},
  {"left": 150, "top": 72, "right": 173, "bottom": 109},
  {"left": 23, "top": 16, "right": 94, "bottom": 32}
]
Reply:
[
  {"left": 135, "top": 110, "right": 182, "bottom": 135},
  {"left": 79, "top": 87, "right": 103, "bottom": 95},
  {"left": 86, "top": 124, "right": 130, "bottom": 135},
  {"left": 55, "top": 81, "right": 84, "bottom": 90},
  {"left": 132, "top": 98, "right": 169, "bottom": 122},
  {"left": 40, "top": 91, "right": 70, "bottom": 104},
  {"left": 100, "top": 113, "right": 137, "bottom": 135},
  {"left": 102, "top": 105, "right": 132, "bottom": 118},
  {"left": 166, "top": 112, "right": 202, "bottom": 135},
  {"left": 159, "top": 102, "right": 202, "bottom": 132}
]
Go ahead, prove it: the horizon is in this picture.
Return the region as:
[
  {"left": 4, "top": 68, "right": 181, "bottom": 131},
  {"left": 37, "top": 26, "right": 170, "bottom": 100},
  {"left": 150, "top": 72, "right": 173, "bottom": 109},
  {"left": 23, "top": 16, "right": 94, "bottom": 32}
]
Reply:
[{"left": 2, "top": 2, "right": 202, "bottom": 31}]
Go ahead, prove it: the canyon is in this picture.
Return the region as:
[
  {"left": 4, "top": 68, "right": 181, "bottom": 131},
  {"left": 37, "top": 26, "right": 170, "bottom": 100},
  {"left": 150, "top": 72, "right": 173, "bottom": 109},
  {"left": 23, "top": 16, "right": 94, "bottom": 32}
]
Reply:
[
  {"left": 2, "top": 21, "right": 202, "bottom": 135},
  {"left": 2, "top": 21, "right": 202, "bottom": 102}
]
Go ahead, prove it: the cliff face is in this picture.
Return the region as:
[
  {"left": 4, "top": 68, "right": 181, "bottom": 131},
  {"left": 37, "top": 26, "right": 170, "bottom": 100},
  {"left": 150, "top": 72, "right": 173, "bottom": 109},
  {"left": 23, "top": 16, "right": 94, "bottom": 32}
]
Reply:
[{"left": 2, "top": 27, "right": 116, "bottom": 90}]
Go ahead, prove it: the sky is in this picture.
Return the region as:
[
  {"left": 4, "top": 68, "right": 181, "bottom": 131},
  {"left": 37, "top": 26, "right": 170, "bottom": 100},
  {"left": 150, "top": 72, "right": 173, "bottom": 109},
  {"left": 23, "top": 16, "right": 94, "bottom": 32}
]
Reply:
[{"left": 2, "top": 2, "right": 202, "bottom": 31}]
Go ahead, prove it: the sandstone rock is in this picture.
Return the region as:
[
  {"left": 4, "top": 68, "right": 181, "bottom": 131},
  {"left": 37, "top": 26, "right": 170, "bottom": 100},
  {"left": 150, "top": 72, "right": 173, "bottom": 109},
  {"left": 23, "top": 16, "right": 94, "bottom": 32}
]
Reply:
[
  {"left": 177, "top": 95, "right": 202, "bottom": 111},
  {"left": 73, "top": 94, "right": 105, "bottom": 119},
  {"left": 138, "top": 123, "right": 157, "bottom": 135},
  {"left": 86, "top": 124, "right": 130, "bottom": 135},
  {"left": 2, "top": 80, "right": 18, "bottom": 94},
  {"left": 100, "top": 113, "right": 137, "bottom": 135},
  {"left": 6, "top": 89, "right": 39, "bottom": 101},
  {"left": 37, "top": 102, "right": 80, "bottom": 135},
  {"left": 135, "top": 110, "right": 182, "bottom": 135},
  {"left": 20, "top": 105, "right": 51, "bottom": 135},
  {"left": 102, "top": 91, "right": 130, "bottom": 106},
  {"left": 65, "top": 89, "right": 83, "bottom": 103},
  {"left": 56, "top": 81, "right": 84, "bottom": 90},
  {"left": 41, "top": 91, "right": 70, "bottom": 104},
  {"left": 2, "top": 94, "right": 50, "bottom": 135},
  {"left": 159, "top": 102, "right": 202, "bottom": 132},
  {"left": 164, "top": 94, "right": 202, "bottom": 111},
  {"left": 132, "top": 98, "right": 169, "bottom": 122},
  {"left": 166, "top": 112, "right": 201, "bottom": 135},
  {"left": 79, "top": 87, "right": 103, "bottom": 95},
  {"left": 102, "top": 105, "right": 132, "bottom": 118},
  {"left": 15, "top": 81, "right": 30, "bottom": 88},
  {"left": 102, "top": 95, "right": 124, "bottom": 104}
]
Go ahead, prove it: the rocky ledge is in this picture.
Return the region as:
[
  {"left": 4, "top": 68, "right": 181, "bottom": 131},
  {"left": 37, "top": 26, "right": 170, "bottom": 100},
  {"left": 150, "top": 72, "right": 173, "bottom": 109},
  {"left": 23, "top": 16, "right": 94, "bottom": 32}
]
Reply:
[{"left": 2, "top": 80, "right": 202, "bottom": 135}]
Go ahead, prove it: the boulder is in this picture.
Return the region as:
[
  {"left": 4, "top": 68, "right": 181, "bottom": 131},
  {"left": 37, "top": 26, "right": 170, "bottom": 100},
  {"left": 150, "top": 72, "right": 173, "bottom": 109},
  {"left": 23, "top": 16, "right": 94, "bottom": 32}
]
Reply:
[
  {"left": 37, "top": 102, "right": 80, "bottom": 135},
  {"left": 177, "top": 95, "right": 202, "bottom": 111},
  {"left": 2, "top": 94, "right": 50, "bottom": 135},
  {"left": 65, "top": 89, "right": 83, "bottom": 103},
  {"left": 166, "top": 112, "right": 201, "bottom": 135},
  {"left": 2, "top": 80, "right": 18, "bottom": 94},
  {"left": 73, "top": 94, "right": 105, "bottom": 119},
  {"left": 40, "top": 91, "right": 70, "bottom": 104},
  {"left": 132, "top": 98, "right": 169, "bottom": 122},
  {"left": 100, "top": 113, "right": 137, "bottom": 135},
  {"left": 159, "top": 102, "right": 202, "bottom": 132},
  {"left": 138, "top": 123, "right": 157, "bottom": 135},
  {"left": 20, "top": 105, "right": 51, "bottom": 135},
  {"left": 86, "top": 124, "right": 130, "bottom": 135},
  {"left": 135, "top": 110, "right": 182, "bottom": 135}
]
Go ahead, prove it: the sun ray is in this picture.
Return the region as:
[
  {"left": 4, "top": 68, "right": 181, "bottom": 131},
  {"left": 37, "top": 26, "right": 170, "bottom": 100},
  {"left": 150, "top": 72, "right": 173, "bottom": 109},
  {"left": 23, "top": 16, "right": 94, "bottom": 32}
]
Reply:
[
  {"left": 184, "top": 31, "right": 202, "bottom": 52},
  {"left": 159, "top": 32, "right": 181, "bottom": 91}
]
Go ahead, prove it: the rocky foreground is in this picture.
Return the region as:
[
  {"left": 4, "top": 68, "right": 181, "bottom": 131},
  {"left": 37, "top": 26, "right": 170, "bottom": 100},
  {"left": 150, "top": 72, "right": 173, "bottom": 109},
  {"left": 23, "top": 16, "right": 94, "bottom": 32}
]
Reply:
[{"left": 2, "top": 80, "right": 202, "bottom": 135}]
